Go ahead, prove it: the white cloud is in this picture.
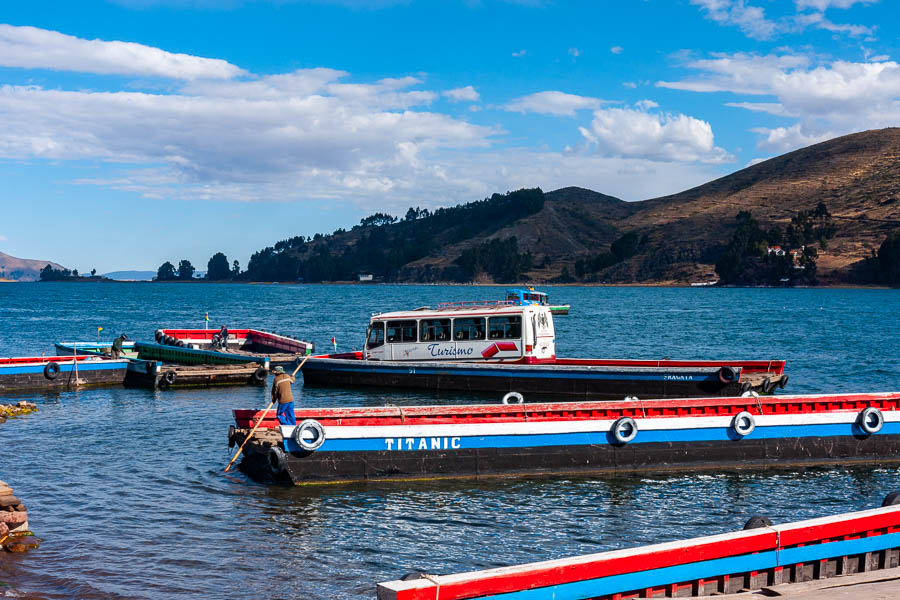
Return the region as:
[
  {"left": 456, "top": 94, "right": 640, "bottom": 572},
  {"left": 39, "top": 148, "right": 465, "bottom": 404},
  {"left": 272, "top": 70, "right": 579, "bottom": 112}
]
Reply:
[
  {"left": 690, "top": 0, "right": 876, "bottom": 39},
  {"left": 0, "top": 24, "right": 243, "bottom": 79},
  {"left": 512, "top": 49, "right": 527, "bottom": 57},
  {"left": 610, "top": 46, "right": 624, "bottom": 55},
  {"left": 503, "top": 91, "right": 605, "bottom": 116},
  {"left": 750, "top": 123, "right": 837, "bottom": 152},
  {"left": 578, "top": 104, "right": 733, "bottom": 163},
  {"left": 690, "top": 0, "right": 778, "bottom": 40},
  {"left": 568, "top": 48, "right": 581, "bottom": 58},
  {"left": 659, "top": 51, "right": 900, "bottom": 152},
  {"left": 746, "top": 157, "right": 770, "bottom": 167},
  {"left": 794, "top": 0, "right": 875, "bottom": 10},
  {"left": 622, "top": 81, "right": 637, "bottom": 88},
  {"left": 443, "top": 85, "right": 480, "bottom": 102}
]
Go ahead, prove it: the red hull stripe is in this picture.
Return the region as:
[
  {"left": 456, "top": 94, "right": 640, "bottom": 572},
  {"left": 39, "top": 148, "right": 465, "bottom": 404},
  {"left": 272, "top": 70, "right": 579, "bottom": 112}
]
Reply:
[
  {"left": 377, "top": 505, "right": 900, "bottom": 600},
  {"left": 233, "top": 392, "right": 900, "bottom": 429}
]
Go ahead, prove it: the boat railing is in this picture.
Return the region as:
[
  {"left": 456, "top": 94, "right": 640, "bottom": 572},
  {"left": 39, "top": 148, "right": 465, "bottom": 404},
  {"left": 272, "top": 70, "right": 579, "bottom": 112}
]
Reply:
[{"left": 436, "top": 300, "right": 516, "bottom": 310}]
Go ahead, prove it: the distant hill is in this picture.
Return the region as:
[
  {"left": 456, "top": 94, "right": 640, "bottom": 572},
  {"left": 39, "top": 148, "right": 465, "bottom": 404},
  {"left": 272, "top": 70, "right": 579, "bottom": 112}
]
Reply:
[
  {"left": 102, "top": 270, "right": 156, "bottom": 281},
  {"left": 236, "top": 128, "right": 900, "bottom": 285},
  {"left": 0, "top": 251, "right": 66, "bottom": 282}
]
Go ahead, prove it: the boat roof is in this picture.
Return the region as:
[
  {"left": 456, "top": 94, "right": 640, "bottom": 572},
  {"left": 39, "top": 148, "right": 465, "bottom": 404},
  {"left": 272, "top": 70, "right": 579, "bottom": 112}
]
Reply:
[{"left": 372, "top": 301, "right": 547, "bottom": 320}]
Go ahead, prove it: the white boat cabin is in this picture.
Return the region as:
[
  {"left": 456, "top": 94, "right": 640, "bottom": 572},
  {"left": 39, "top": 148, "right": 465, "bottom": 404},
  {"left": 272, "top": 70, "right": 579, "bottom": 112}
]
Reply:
[{"left": 364, "top": 301, "right": 556, "bottom": 362}]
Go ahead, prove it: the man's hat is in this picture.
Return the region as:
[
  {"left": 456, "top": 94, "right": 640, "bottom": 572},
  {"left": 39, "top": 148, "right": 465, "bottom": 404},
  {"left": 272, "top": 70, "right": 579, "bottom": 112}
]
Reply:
[{"left": 274, "top": 366, "right": 285, "bottom": 373}]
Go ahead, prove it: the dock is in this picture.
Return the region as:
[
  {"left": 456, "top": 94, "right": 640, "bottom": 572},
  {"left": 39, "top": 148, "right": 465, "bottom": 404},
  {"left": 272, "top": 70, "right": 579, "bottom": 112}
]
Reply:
[{"left": 126, "top": 361, "right": 269, "bottom": 389}]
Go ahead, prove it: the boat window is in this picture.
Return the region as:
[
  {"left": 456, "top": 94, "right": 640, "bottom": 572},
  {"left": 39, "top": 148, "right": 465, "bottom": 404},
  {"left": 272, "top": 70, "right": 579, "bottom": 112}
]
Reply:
[
  {"left": 420, "top": 319, "right": 451, "bottom": 342},
  {"left": 386, "top": 320, "right": 418, "bottom": 343},
  {"left": 453, "top": 317, "right": 485, "bottom": 341},
  {"left": 488, "top": 315, "right": 522, "bottom": 339},
  {"left": 367, "top": 322, "right": 385, "bottom": 349}
]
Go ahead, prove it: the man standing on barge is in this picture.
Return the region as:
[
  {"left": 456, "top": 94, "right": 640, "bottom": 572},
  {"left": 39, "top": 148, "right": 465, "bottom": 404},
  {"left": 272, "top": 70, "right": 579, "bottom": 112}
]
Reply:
[{"left": 271, "top": 366, "right": 296, "bottom": 426}]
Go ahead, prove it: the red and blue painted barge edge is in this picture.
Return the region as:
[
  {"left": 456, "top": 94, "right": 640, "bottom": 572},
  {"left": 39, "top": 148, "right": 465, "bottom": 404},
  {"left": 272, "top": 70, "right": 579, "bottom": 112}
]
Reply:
[
  {"left": 299, "top": 352, "right": 787, "bottom": 400},
  {"left": 0, "top": 356, "right": 129, "bottom": 392},
  {"left": 377, "top": 501, "right": 900, "bottom": 600},
  {"left": 134, "top": 342, "right": 270, "bottom": 366},
  {"left": 231, "top": 391, "right": 900, "bottom": 485}
]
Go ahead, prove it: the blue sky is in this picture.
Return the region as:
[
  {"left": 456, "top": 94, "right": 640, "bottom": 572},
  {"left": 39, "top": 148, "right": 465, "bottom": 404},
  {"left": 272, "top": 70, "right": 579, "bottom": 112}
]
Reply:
[{"left": 0, "top": 0, "right": 897, "bottom": 273}]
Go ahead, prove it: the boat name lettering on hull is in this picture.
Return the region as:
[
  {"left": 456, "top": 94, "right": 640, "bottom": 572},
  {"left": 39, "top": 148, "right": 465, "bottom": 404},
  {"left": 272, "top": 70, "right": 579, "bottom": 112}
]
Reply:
[
  {"left": 664, "top": 375, "right": 694, "bottom": 381},
  {"left": 428, "top": 344, "right": 474, "bottom": 358},
  {"left": 385, "top": 437, "right": 462, "bottom": 451}
]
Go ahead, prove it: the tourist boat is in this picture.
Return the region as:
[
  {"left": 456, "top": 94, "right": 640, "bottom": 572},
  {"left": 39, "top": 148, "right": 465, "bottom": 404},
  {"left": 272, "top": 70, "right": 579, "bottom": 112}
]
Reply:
[
  {"left": 230, "top": 391, "right": 900, "bottom": 485},
  {"left": 55, "top": 341, "right": 138, "bottom": 359},
  {"left": 300, "top": 300, "right": 787, "bottom": 399},
  {"left": 506, "top": 287, "right": 569, "bottom": 315},
  {"left": 377, "top": 497, "right": 900, "bottom": 600},
  {"left": 0, "top": 356, "right": 128, "bottom": 392},
  {"left": 153, "top": 328, "right": 313, "bottom": 367}
]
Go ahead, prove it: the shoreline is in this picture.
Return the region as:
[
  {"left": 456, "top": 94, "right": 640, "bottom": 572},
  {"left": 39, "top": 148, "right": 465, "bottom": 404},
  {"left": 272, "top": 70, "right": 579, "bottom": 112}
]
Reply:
[{"left": 15, "top": 280, "right": 895, "bottom": 289}]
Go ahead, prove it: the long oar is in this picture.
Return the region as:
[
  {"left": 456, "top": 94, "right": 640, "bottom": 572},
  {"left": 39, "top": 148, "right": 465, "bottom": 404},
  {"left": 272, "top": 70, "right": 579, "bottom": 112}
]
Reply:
[{"left": 224, "top": 353, "right": 312, "bottom": 472}]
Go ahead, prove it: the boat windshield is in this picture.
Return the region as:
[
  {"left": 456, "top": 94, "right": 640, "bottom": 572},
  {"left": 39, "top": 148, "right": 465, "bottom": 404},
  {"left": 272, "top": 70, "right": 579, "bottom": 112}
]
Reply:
[{"left": 367, "top": 322, "right": 385, "bottom": 348}]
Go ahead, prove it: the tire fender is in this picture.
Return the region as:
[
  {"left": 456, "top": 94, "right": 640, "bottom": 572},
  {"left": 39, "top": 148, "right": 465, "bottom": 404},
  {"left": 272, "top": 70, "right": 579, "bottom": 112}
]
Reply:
[
  {"left": 293, "top": 419, "right": 326, "bottom": 451},
  {"left": 501, "top": 391, "right": 524, "bottom": 405},
  {"left": 612, "top": 417, "right": 638, "bottom": 444},
  {"left": 43, "top": 362, "right": 61, "bottom": 380}
]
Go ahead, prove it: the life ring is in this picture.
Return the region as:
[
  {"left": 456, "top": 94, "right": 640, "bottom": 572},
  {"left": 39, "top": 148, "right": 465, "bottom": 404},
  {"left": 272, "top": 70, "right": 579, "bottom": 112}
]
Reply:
[
  {"left": 743, "top": 515, "right": 773, "bottom": 530},
  {"left": 778, "top": 374, "right": 789, "bottom": 389},
  {"left": 718, "top": 366, "right": 737, "bottom": 384},
  {"left": 502, "top": 391, "right": 524, "bottom": 405},
  {"left": 858, "top": 407, "right": 884, "bottom": 435},
  {"left": 292, "top": 419, "right": 326, "bottom": 451},
  {"left": 882, "top": 491, "right": 900, "bottom": 507},
  {"left": 731, "top": 411, "right": 756, "bottom": 437},
  {"left": 268, "top": 446, "right": 286, "bottom": 474},
  {"left": 252, "top": 367, "right": 268, "bottom": 383},
  {"left": 43, "top": 362, "right": 61, "bottom": 380},
  {"left": 163, "top": 371, "right": 177, "bottom": 386},
  {"left": 612, "top": 417, "right": 638, "bottom": 444}
]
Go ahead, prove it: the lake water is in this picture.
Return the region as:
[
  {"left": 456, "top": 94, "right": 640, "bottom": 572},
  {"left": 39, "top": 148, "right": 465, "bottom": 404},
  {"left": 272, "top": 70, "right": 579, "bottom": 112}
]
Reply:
[{"left": 0, "top": 283, "right": 898, "bottom": 599}]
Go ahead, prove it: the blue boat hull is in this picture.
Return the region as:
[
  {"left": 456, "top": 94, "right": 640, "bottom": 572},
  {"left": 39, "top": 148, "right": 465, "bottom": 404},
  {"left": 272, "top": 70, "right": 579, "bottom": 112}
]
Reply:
[
  {"left": 0, "top": 360, "right": 128, "bottom": 392},
  {"left": 300, "top": 357, "right": 743, "bottom": 399}
]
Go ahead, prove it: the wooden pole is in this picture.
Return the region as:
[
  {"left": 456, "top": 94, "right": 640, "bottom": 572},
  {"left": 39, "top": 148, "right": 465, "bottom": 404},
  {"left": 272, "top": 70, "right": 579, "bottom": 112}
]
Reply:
[{"left": 223, "top": 353, "right": 312, "bottom": 472}]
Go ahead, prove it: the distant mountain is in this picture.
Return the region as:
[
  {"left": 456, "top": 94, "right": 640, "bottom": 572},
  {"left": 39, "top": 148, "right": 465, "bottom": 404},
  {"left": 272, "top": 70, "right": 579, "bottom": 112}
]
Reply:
[
  {"left": 0, "top": 251, "right": 66, "bottom": 282},
  {"left": 102, "top": 270, "right": 156, "bottom": 281},
  {"left": 217, "top": 128, "right": 900, "bottom": 285}
]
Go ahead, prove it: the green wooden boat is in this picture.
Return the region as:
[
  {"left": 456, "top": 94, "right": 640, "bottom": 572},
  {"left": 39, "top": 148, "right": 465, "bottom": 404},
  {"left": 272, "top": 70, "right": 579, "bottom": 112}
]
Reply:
[{"left": 134, "top": 342, "right": 265, "bottom": 366}]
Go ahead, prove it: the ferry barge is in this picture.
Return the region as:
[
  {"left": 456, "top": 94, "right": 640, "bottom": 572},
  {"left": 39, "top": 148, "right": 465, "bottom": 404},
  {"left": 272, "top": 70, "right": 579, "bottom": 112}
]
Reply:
[
  {"left": 0, "top": 356, "right": 128, "bottom": 392},
  {"left": 55, "top": 341, "right": 138, "bottom": 359},
  {"left": 230, "top": 391, "right": 900, "bottom": 485},
  {"left": 152, "top": 328, "right": 313, "bottom": 367},
  {"left": 300, "top": 301, "right": 786, "bottom": 399},
  {"left": 378, "top": 497, "right": 900, "bottom": 600}
]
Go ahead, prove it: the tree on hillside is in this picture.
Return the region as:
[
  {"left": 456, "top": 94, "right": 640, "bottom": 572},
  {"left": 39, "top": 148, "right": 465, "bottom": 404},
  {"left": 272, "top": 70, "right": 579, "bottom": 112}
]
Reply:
[
  {"left": 207, "top": 252, "right": 230, "bottom": 280},
  {"left": 878, "top": 231, "right": 900, "bottom": 285},
  {"left": 231, "top": 260, "right": 241, "bottom": 278},
  {"left": 360, "top": 213, "right": 397, "bottom": 228},
  {"left": 156, "top": 261, "right": 176, "bottom": 281},
  {"left": 177, "top": 260, "right": 195, "bottom": 280},
  {"left": 90, "top": 268, "right": 97, "bottom": 277}
]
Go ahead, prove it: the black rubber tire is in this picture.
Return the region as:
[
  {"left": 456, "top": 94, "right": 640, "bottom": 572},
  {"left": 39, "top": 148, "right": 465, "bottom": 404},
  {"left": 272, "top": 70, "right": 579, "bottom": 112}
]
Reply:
[
  {"left": 743, "top": 516, "right": 773, "bottom": 530},
  {"left": 155, "top": 330, "right": 163, "bottom": 342},
  {"left": 176, "top": 339, "right": 185, "bottom": 347},
  {"left": 228, "top": 425, "right": 236, "bottom": 449},
  {"left": 882, "top": 491, "right": 900, "bottom": 507},
  {"left": 163, "top": 371, "right": 177, "bottom": 386},
  {"left": 762, "top": 377, "right": 775, "bottom": 394},
  {"left": 740, "top": 381, "right": 752, "bottom": 394},
  {"left": 718, "top": 366, "right": 737, "bottom": 384},
  {"left": 253, "top": 367, "right": 268, "bottom": 383},
  {"left": 163, "top": 335, "right": 174, "bottom": 346},
  {"left": 778, "top": 374, "right": 789, "bottom": 389},
  {"left": 43, "top": 362, "right": 61, "bottom": 380},
  {"left": 400, "top": 573, "right": 427, "bottom": 581}
]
